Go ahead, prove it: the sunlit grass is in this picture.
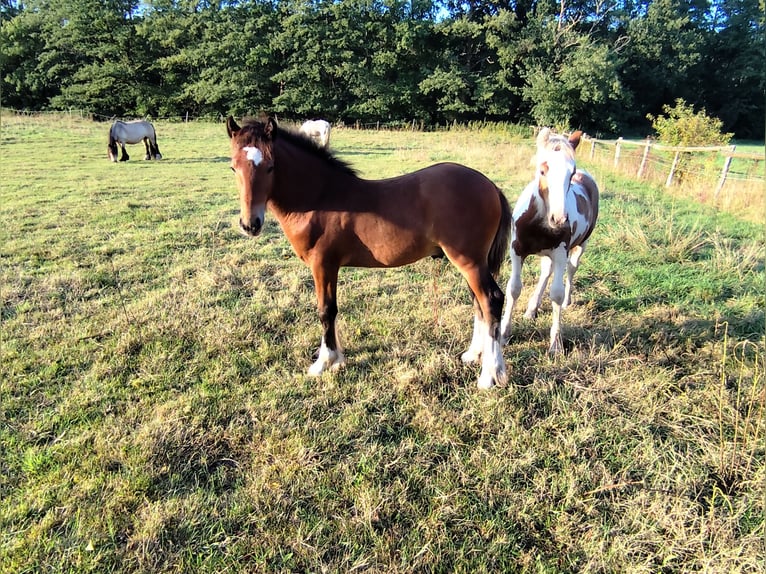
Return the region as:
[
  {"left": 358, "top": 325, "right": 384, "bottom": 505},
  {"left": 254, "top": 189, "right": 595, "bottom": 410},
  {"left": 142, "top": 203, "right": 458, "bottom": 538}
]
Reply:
[{"left": 1, "top": 113, "right": 764, "bottom": 573}]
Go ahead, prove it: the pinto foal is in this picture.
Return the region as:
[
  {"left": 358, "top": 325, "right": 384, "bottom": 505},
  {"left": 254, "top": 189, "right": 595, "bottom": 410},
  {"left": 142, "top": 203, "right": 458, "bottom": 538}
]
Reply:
[{"left": 500, "top": 128, "right": 599, "bottom": 354}]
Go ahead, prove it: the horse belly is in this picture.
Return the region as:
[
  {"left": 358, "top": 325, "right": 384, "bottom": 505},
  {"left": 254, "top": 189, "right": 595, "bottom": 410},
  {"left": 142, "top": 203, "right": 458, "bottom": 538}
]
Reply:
[{"left": 346, "top": 222, "right": 435, "bottom": 268}]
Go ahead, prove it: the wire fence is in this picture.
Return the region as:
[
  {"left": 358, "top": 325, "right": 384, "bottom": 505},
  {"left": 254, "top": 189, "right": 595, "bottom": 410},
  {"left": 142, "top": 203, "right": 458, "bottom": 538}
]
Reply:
[
  {"left": 583, "top": 136, "right": 763, "bottom": 192},
  {"left": 3, "top": 107, "right": 763, "bottom": 211}
]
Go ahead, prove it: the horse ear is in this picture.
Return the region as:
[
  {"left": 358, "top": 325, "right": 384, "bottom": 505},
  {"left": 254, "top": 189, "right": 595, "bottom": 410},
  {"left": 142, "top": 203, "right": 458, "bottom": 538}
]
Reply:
[
  {"left": 264, "top": 116, "right": 278, "bottom": 139},
  {"left": 569, "top": 130, "right": 583, "bottom": 150},
  {"left": 536, "top": 127, "right": 551, "bottom": 148},
  {"left": 226, "top": 116, "right": 240, "bottom": 139}
]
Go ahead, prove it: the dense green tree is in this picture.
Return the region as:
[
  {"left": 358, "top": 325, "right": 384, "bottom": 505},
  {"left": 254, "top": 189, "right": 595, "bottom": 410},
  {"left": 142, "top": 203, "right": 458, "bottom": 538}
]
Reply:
[
  {"left": 419, "top": 13, "right": 514, "bottom": 122},
  {"left": 694, "top": 0, "right": 764, "bottom": 137},
  {"left": 0, "top": 0, "right": 142, "bottom": 114},
  {"left": 620, "top": 0, "right": 707, "bottom": 129},
  {"left": 137, "top": 0, "right": 278, "bottom": 118},
  {"left": 522, "top": 39, "right": 626, "bottom": 132},
  {"left": 0, "top": 4, "right": 50, "bottom": 108},
  {"left": 519, "top": 0, "right": 627, "bottom": 131},
  {"left": 332, "top": 0, "right": 438, "bottom": 123},
  {"left": 1, "top": 0, "right": 762, "bottom": 137},
  {"left": 483, "top": 8, "right": 527, "bottom": 118},
  {"left": 486, "top": 0, "right": 627, "bottom": 131},
  {"left": 51, "top": 1, "right": 143, "bottom": 115},
  {"left": 270, "top": 0, "right": 339, "bottom": 118},
  {"left": 271, "top": 0, "right": 438, "bottom": 123}
]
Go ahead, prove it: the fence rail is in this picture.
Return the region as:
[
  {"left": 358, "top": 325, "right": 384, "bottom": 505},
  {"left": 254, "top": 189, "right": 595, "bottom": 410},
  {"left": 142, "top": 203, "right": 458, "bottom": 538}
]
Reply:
[
  {"left": 4, "top": 107, "right": 763, "bottom": 201},
  {"left": 583, "top": 135, "right": 764, "bottom": 199}
]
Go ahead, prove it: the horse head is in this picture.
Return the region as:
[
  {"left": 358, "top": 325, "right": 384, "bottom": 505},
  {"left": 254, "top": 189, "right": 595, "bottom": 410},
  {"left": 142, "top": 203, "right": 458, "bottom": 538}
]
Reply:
[
  {"left": 535, "top": 128, "right": 582, "bottom": 228},
  {"left": 226, "top": 115, "right": 277, "bottom": 237}
]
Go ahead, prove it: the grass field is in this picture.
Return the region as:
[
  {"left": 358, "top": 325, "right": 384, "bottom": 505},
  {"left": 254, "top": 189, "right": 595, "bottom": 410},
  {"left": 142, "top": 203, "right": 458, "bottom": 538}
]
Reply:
[{"left": 1, "top": 113, "right": 764, "bottom": 573}]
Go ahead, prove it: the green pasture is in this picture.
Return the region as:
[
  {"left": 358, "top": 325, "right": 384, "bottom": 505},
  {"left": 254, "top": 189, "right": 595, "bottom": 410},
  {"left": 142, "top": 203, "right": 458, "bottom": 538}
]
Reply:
[{"left": 1, "top": 115, "right": 764, "bottom": 573}]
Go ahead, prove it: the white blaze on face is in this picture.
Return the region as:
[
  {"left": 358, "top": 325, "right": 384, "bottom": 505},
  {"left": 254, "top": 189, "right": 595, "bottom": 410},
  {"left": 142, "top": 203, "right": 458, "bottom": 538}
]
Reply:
[
  {"left": 243, "top": 146, "right": 263, "bottom": 167},
  {"left": 542, "top": 151, "right": 575, "bottom": 226}
]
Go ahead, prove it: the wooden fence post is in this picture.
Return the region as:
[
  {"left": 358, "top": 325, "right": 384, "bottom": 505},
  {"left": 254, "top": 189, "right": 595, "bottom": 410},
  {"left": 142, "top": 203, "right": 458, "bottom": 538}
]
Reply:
[
  {"left": 714, "top": 145, "right": 737, "bottom": 200},
  {"left": 614, "top": 137, "right": 623, "bottom": 169},
  {"left": 637, "top": 139, "right": 652, "bottom": 179},
  {"left": 589, "top": 139, "right": 596, "bottom": 160},
  {"left": 666, "top": 151, "right": 681, "bottom": 187}
]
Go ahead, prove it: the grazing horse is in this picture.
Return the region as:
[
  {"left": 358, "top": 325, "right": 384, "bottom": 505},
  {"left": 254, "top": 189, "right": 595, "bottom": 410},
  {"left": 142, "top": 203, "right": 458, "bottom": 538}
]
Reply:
[
  {"left": 227, "top": 116, "right": 511, "bottom": 389},
  {"left": 500, "top": 128, "right": 599, "bottom": 354},
  {"left": 299, "top": 119, "right": 331, "bottom": 148},
  {"left": 107, "top": 120, "right": 162, "bottom": 162}
]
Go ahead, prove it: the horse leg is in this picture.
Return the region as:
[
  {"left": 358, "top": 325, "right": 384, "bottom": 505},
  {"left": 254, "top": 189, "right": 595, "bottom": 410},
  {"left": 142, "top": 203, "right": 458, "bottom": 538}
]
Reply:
[
  {"left": 119, "top": 143, "right": 129, "bottom": 162},
  {"left": 143, "top": 137, "right": 152, "bottom": 160},
  {"left": 461, "top": 295, "right": 484, "bottom": 363},
  {"left": 152, "top": 139, "right": 162, "bottom": 160},
  {"left": 524, "top": 255, "right": 552, "bottom": 319},
  {"left": 463, "top": 264, "right": 506, "bottom": 389},
  {"left": 308, "top": 263, "right": 346, "bottom": 375},
  {"left": 500, "top": 250, "right": 524, "bottom": 345},
  {"left": 563, "top": 243, "right": 586, "bottom": 309},
  {"left": 547, "top": 248, "right": 569, "bottom": 355}
]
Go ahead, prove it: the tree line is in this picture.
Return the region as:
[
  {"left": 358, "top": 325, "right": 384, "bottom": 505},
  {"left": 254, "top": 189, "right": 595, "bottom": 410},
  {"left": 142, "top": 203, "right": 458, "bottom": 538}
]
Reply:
[{"left": 1, "top": 0, "right": 763, "bottom": 137}]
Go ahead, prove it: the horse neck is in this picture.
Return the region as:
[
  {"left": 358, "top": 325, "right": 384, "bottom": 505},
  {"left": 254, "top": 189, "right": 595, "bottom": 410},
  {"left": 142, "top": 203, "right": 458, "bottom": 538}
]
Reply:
[{"left": 270, "top": 139, "right": 355, "bottom": 213}]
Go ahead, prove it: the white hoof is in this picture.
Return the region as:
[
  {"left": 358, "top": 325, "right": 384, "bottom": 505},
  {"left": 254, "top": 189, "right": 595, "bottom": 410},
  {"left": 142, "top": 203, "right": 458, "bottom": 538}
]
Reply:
[
  {"left": 461, "top": 349, "right": 482, "bottom": 364},
  {"left": 477, "top": 370, "right": 497, "bottom": 389},
  {"left": 477, "top": 363, "right": 507, "bottom": 390},
  {"left": 308, "top": 349, "right": 345, "bottom": 376},
  {"left": 329, "top": 355, "right": 346, "bottom": 371}
]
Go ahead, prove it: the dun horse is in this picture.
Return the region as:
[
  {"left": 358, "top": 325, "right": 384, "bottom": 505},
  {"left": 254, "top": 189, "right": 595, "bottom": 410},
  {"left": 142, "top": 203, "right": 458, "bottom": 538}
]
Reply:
[
  {"left": 107, "top": 120, "right": 162, "bottom": 162},
  {"left": 500, "top": 128, "right": 599, "bottom": 354},
  {"left": 227, "top": 116, "right": 511, "bottom": 389}
]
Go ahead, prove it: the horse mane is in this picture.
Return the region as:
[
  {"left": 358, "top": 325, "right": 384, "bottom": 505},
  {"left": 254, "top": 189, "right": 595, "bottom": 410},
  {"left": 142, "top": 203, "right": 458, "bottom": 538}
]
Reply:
[
  {"left": 239, "top": 118, "right": 356, "bottom": 177},
  {"left": 540, "top": 134, "right": 576, "bottom": 160},
  {"left": 536, "top": 128, "right": 580, "bottom": 164}
]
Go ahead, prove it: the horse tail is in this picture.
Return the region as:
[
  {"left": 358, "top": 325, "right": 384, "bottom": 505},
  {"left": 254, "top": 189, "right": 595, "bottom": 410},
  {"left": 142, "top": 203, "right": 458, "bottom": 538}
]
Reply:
[{"left": 488, "top": 187, "right": 512, "bottom": 278}]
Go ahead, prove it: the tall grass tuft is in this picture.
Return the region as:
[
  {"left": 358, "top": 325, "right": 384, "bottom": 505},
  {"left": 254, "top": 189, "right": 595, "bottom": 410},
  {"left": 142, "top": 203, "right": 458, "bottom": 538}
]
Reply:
[{"left": 715, "top": 323, "right": 765, "bottom": 496}]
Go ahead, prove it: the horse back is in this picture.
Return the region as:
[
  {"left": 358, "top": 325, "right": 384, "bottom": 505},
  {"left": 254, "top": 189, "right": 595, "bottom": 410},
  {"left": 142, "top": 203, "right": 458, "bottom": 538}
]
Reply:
[{"left": 291, "top": 162, "right": 504, "bottom": 269}]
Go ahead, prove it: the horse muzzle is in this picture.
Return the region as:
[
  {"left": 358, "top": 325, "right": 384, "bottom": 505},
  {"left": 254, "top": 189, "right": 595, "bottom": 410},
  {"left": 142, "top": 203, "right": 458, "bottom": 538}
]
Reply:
[
  {"left": 239, "top": 217, "right": 263, "bottom": 237},
  {"left": 548, "top": 213, "right": 569, "bottom": 228}
]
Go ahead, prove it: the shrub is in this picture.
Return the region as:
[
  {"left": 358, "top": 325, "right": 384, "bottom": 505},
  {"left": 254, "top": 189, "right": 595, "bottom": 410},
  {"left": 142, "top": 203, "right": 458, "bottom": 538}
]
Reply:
[{"left": 648, "top": 98, "right": 733, "bottom": 146}]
